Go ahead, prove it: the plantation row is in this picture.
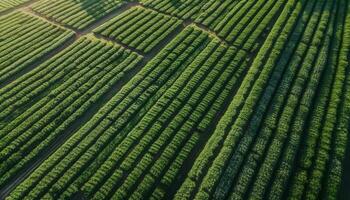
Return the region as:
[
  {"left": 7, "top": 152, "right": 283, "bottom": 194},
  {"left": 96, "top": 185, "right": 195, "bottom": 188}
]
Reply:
[
  {"left": 175, "top": 0, "right": 350, "bottom": 199},
  {"left": 140, "top": 0, "right": 285, "bottom": 46},
  {"left": 7, "top": 25, "right": 214, "bottom": 200},
  {"left": 140, "top": 0, "right": 208, "bottom": 20},
  {"left": 94, "top": 6, "right": 182, "bottom": 53},
  {"left": 290, "top": 0, "right": 350, "bottom": 198},
  {"left": 196, "top": 0, "right": 285, "bottom": 44},
  {"left": 31, "top": 0, "right": 126, "bottom": 30},
  {"left": 0, "top": 36, "right": 142, "bottom": 191},
  {"left": 4, "top": 0, "right": 302, "bottom": 196},
  {"left": 0, "top": 0, "right": 349, "bottom": 199},
  {"left": 0, "top": 11, "right": 74, "bottom": 84},
  {"left": 0, "top": 0, "right": 30, "bottom": 12},
  {"left": 2, "top": 0, "right": 295, "bottom": 198},
  {"left": 195, "top": 0, "right": 240, "bottom": 30}
]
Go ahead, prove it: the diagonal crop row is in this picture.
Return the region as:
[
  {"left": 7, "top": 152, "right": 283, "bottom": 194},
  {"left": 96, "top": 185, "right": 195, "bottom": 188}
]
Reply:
[
  {"left": 30, "top": 0, "right": 127, "bottom": 30},
  {"left": 0, "top": 11, "right": 74, "bottom": 85},
  {"left": 7, "top": 26, "right": 213, "bottom": 200},
  {"left": 0, "top": 36, "right": 142, "bottom": 192},
  {"left": 174, "top": 0, "right": 314, "bottom": 199},
  {"left": 0, "top": 0, "right": 31, "bottom": 13},
  {"left": 139, "top": 0, "right": 209, "bottom": 20},
  {"left": 94, "top": 6, "right": 183, "bottom": 54}
]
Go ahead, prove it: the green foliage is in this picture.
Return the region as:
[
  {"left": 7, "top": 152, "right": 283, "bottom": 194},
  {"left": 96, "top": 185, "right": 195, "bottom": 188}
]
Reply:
[{"left": 94, "top": 6, "right": 183, "bottom": 53}]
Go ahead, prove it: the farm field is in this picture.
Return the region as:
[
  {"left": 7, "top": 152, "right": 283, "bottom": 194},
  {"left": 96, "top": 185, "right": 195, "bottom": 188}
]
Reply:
[{"left": 0, "top": 0, "right": 349, "bottom": 200}]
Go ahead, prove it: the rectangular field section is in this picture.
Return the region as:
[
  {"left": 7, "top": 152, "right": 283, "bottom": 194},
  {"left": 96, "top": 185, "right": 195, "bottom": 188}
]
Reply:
[
  {"left": 0, "top": 36, "right": 142, "bottom": 191},
  {"left": 94, "top": 6, "right": 183, "bottom": 53},
  {"left": 31, "top": 0, "right": 126, "bottom": 29},
  {"left": 0, "top": 11, "right": 74, "bottom": 84},
  {"left": 0, "top": 0, "right": 30, "bottom": 12}
]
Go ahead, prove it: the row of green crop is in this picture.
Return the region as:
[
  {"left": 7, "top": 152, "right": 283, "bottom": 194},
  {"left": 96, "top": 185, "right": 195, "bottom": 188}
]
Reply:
[
  {"left": 96, "top": 39, "right": 226, "bottom": 200},
  {"left": 174, "top": 0, "right": 304, "bottom": 199},
  {"left": 323, "top": 1, "right": 350, "bottom": 197},
  {"left": 0, "top": 39, "right": 93, "bottom": 123},
  {"left": 224, "top": 0, "right": 324, "bottom": 198},
  {"left": 195, "top": 0, "right": 240, "bottom": 30},
  {"left": 92, "top": 0, "right": 297, "bottom": 197},
  {"left": 259, "top": 0, "right": 336, "bottom": 198},
  {"left": 204, "top": 0, "right": 248, "bottom": 37},
  {"left": 0, "top": 12, "right": 74, "bottom": 84},
  {"left": 31, "top": 0, "right": 126, "bottom": 30},
  {"left": 0, "top": 37, "right": 142, "bottom": 192},
  {"left": 8, "top": 26, "right": 212, "bottom": 200},
  {"left": 229, "top": 0, "right": 282, "bottom": 49},
  {"left": 213, "top": 0, "right": 333, "bottom": 198},
  {"left": 94, "top": 6, "right": 183, "bottom": 53},
  {"left": 194, "top": 0, "right": 285, "bottom": 48},
  {"left": 289, "top": 0, "right": 350, "bottom": 199},
  {"left": 234, "top": 0, "right": 329, "bottom": 197},
  {"left": 140, "top": 0, "right": 209, "bottom": 20},
  {"left": 175, "top": 0, "right": 347, "bottom": 198},
  {"left": 220, "top": 0, "right": 318, "bottom": 198},
  {"left": 46, "top": 28, "right": 244, "bottom": 200},
  {"left": 210, "top": 0, "right": 322, "bottom": 198},
  {"left": 0, "top": 0, "right": 30, "bottom": 12},
  {"left": 218, "top": 0, "right": 267, "bottom": 43},
  {"left": 0, "top": 12, "right": 33, "bottom": 33},
  {"left": 146, "top": 46, "right": 249, "bottom": 200}
]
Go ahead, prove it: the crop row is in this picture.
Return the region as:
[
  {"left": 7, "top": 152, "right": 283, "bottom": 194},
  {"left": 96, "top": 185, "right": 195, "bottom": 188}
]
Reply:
[
  {"left": 289, "top": 0, "right": 350, "bottom": 199},
  {"left": 175, "top": 0, "right": 313, "bottom": 198},
  {"left": 176, "top": 0, "right": 349, "bottom": 199},
  {"left": 6, "top": 0, "right": 296, "bottom": 198},
  {"left": 90, "top": 39, "right": 230, "bottom": 200},
  {"left": 0, "top": 11, "right": 74, "bottom": 84},
  {"left": 7, "top": 26, "right": 213, "bottom": 200},
  {"left": 94, "top": 6, "right": 183, "bottom": 53},
  {"left": 0, "top": 36, "right": 142, "bottom": 191},
  {"left": 194, "top": 0, "right": 286, "bottom": 51},
  {"left": 195, "top": 0, "right": 239, "bottom": 30},
  {"left": 0, "top": 0, "right": 30, "bottom": 12},
  {"left": 31, "top": 0, "right": 126, "bottom": 30},
  {"left": 253, "top": 0, "right": 337, "bottom": 198},
  {"left": 140, "top": 0, "right": 208, "bottom": 20}
]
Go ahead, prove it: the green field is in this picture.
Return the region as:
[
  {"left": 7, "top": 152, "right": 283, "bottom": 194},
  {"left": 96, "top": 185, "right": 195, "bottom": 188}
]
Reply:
[{"left": 0, "top": 0, "right": 349, "bottom": 199}]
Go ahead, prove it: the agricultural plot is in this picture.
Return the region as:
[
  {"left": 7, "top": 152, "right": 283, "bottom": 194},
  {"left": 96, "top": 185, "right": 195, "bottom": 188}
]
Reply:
[
  {"left": 94, "top": 6, "right": 183, "bottom": 53},
  {"left": 196, "top": 0, "right": 286, "bottom": 44},
  {"left": 0, "top": 0, "right": 30, "bottom": 12},
  {"left": 30, "top": 0, "right": 127, "bottom": 30},
  {"left": 7, "top": 26, "right": 250, "bottom": 200},
  {"left": 0, "top": 12, "right": 74, "bottom": 84},
  {"left": 176, "top": 0, "right": 350, "bottom": 199},
  {"left": 0, "top": 36, "right": 142, "bottom": 192},
  {"left": 0, "top": 0, "right": 349, "bottom": 199}
]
